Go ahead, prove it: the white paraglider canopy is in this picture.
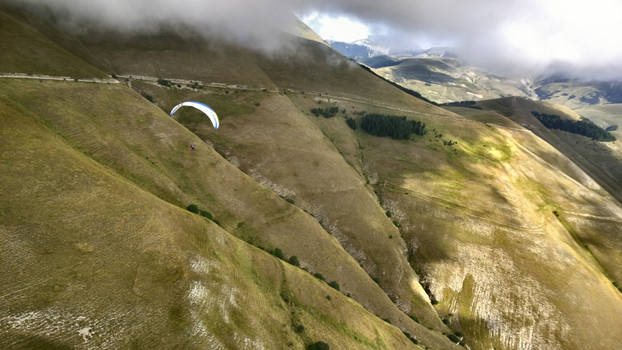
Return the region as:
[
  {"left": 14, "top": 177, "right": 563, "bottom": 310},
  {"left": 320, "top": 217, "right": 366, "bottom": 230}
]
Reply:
[{"left": 170, "top": 101, "right": 219, "bottom": 129}]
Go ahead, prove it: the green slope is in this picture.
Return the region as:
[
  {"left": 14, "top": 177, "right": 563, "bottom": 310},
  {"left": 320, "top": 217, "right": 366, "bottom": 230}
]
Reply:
[
  {"left": 0, "top": 78, "right": 459, "bottom": 350},
  {"left": 3, "top": 4, "right": 622, "bottom": 350},
  {"left": 136, "top": 82, "right": 449, "bottom": 331},
  {"left": 339, "top": 99, "right": 622, "bottom": 350},
  {"left": 372, "top": 57, "right": 533, "bottom": 104},
  {"left": 478, "top": 97, "right": 622, "bottom": 205},
  {"left": 0, "top": 94, "right": 428, "bottom": 349}
]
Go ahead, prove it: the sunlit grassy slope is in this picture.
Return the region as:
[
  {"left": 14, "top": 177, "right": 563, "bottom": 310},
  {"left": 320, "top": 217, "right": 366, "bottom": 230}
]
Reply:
[
  {"left": 0, "top": 78, "right": 467, "bottom": 349},
  {"left": 142, "top": 82, "right": 622, "bottom": 350},
  {"left": 477, "top": 97, "right": 622, "bottom": 205},
  {"left": 0, "top": 89, "right": 431, "bottom": 349},
  {"left": 327, "top": 99, "right": 622, "bottom": 350}
]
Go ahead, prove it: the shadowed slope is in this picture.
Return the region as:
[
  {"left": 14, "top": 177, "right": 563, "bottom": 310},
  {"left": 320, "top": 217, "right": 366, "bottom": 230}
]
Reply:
[
  {"left": 0, "top": 10, "right": 105, "bottom": 78},
  {"left": 309, "top": 97, "right": 622, "bottom": 350}
]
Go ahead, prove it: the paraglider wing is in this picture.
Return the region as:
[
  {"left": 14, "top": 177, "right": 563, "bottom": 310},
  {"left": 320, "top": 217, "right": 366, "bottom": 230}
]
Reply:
[{"left": 169, "top": 101, "right": 219, "bottom": 129}]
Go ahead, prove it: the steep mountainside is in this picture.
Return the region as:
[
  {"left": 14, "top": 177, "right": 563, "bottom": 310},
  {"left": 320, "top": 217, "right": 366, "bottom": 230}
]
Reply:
[
  {"left": 343, "top": 50, "right": 622, "bottom": 114},
  {"left": 366, "top": 56, "right": 535, "bottom": 103},
  {"left": 2, "top": 4, "right": 622, "bottom": 350},
  {"left": 0, "top": 80, "right": 434, "bottom": 349}
]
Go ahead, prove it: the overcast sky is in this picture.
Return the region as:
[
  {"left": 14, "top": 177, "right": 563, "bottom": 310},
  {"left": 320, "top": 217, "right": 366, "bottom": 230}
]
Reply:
[
  {"left": 300, "top": 0, "right": 622, "bottom": 79},
  {"left": 16, "top": 0, "right": 622, "bottom": 79}
]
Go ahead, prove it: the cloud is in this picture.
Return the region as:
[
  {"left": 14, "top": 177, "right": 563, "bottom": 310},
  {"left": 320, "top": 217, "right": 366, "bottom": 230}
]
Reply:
[
  {"left": 298, "top": 0, "right": 622, "bottom": 79},
  {"left": 12, "top": 0, "right": 300, "bottom": 51},
  {"left": 12, "top": 0, "right": 622, "bottom": 79},
  {"left": 301, "top": 13, "right": 369, "bottom": 43}
]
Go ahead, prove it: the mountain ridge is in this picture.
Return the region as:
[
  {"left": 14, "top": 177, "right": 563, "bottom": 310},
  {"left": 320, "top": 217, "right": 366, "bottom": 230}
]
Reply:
[{"left": 2, "top": 4, "right": 622, "bottom": 350}]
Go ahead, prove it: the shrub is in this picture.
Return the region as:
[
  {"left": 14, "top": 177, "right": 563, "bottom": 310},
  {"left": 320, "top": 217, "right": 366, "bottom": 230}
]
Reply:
[
  {"left": 346, "top": 118, "right": 357, "bottom": 130},
  {"left": 385, "top": 211, "right": 392, "bottom": 218},
  {"left": 141, "top": 92, "right": 154, "bottom": 103},
  {"left": 447, "top": 334, "right": 461, "bottom": 343},
  {"left": 392, "top": 220, "right": 400, "bottom": 228},
  {"left": 157, "top": 78, "right": 172, "bottom": 87},
  {"left": 382, "top": 318, "right": 392, "bottom": 324},
  {"left": 198, "top": 210, "right": 213, "bottom": 220},
  {"left": 294, "top": 325, "right": 305, "bottom": 333},
  {"left": 307, "top": 341, "right": 330, "bottom": 350},
  {"left": 186, "top": 204, "right": 199, "bottom": 214},
  {"left": 409, "top": 315, "right": 419, "bottom": 323},
  {"left": 310, "top": 106, "right": 339, "bottom": 118},
  {"left": 288, "top": 255, "right": 300, "bottom": 267},
  {"left": 403, "top": 331, "right": 419, "bottom": 344},
  {"left": 328, "top": 281, "right": 340, "bottom": 291},
  {"left": 313, "top": 273, "right": 326, "bottom": 281},
  {"left": 271, "top": 248, "right": 284, "bottom": 260}
]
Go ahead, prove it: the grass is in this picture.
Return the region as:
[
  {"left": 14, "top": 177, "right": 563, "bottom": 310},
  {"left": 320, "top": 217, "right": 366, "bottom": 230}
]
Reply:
[
  {"left": 0, "top": 10, "right": 107, "bottom": 78},
  {"left": 4, "top": 9, "right": 622, "bottom": 349},
  {"left": 1, "top": 78, "right": 456, "bottom": 349},
  {"left": 0, "top": 79, "right": 428, "bottom": 350}
]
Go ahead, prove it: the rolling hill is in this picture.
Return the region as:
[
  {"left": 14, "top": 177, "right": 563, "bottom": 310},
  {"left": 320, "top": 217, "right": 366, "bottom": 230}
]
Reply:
[{"left": 2, "top": 3, "right": 622, "bottom": 350}]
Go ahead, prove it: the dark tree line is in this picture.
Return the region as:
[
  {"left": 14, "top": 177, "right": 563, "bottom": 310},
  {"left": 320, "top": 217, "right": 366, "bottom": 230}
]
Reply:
[
  {"left": 360, "top": 114, "right": 426, "bottom": 140},
  {"left": 441, "top": 100, "right": 482, "bottom": 109},
  {"left": 532, "top": 111, "right": 616, "bottom": 142},
  {"left": 311, "top": 107, "right": 339, "bottom": 118},
  {"left": 346, "top": 117, "right": 357, "bottom": 130}
]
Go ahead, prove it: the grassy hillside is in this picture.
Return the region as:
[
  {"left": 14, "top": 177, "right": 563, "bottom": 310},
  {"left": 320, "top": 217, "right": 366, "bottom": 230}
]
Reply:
[
  {"left": 453, "top": 98, "right": 622, "bottom": 280},
  {"left": 3, "top": 4, "right": 622, "bottom": 350},
  {"left": 477, "top": 98, "right": 622, "bottom": 205},
  {"left": 574, "top": 103, "right": 622, "bottom": 134},
  {"left": 0, "top": 10, "right": 105, "bottom": 78},
  {"left": 371, "top": 57, "right": 533, "bottom": 104},
  {"left": 0, "top": 78, "right": 460, "bottom": 349},
  {"left": 0, "top": 91, "right": 432, "bottom": 349},
  {"left": 1, "top": 4, "right": 438, "bottom": 113},
  {"left": 138, "top": 76, "right": 622, "bottom": 350},
  {"left": 342, "top": 100, "right": 622, "bottom": 350},
  {"left": 132, "top": 81, "right": 448, "bottom": 331}
]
